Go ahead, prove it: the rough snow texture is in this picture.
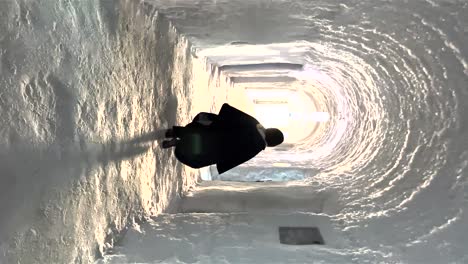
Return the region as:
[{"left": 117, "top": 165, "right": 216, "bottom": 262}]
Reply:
[
  {"left": 99, "top": 213, "right": 350, "bottom": 264},
  {"left": 179, "top": 181, "right": 340, "bottom": 215},
  {"left": 0, "top": 0, "right": 200, "bottom": 263},
  {"left": 1, "top": 0, "right": 468, "bottom": 263},
  {"left": 119, "top": 0, "right": 468, "bottom": 263}
]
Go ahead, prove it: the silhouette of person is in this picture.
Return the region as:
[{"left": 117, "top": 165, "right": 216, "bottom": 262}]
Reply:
[{"left": 162, "top": 103, "right": 284, "bottom": 174}]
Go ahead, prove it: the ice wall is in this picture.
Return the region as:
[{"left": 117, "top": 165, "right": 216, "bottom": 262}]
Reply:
[
  {"left": 0, "top": 0, "right": 200, "bottom": 262},
  {"left": 118, "top": 0, "right": 468, "bottom": 263},
  {"left": 1, "top": 0, "right": 467, "bottom": 263}
]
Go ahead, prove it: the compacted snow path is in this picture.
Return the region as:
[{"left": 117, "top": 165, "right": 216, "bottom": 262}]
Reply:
[{"left": 0, "top": 0, "right": 199, "bottom": 262}]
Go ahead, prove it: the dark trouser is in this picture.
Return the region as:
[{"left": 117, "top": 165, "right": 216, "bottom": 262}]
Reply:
[
  {"left": 172, "top": 124, "right": 217, "bottom": 169},
  {"left": 172, "top": 126, "right": 189, "bottom": 138},
  {"left": 172, "top": 121, "right": 206, "bottom": 138},
  {"left": 171, "top": 119, "right": 223, "bottom": 169}
]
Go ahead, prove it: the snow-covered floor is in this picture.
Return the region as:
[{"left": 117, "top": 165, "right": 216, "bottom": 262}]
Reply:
[
  {"left": 98, "top": 212, "right": 349, "bottom": 264},
  {"left": 0, "top": 0, "right": 200, "bottom": 262}
]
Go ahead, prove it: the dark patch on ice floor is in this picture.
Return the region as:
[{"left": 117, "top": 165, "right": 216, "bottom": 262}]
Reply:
[
  {"left": 98, "top": 0, "right": 120, "bottom": 37},
  {"left": 47, "top": 74, "right": 76, "bottom": 148},
  {"left": 279, "top": 227, "right": 325, "bottom": 245},
  {"left": 97, "top": 140, "right": 150, "bottom": 166},
  {"left": 162, "top": 93, "right": 178, "bottom": 127},
  {"left": 230, "top": 76, "right": 297, "bottom": 83},
  {"left": 230, "top": 41, "right": 249, "bottom": 45},
  {"left": 0, "top": 134, "right": 152, "bottom": 241},
  {"left": 219, "top": 62, "right": 303, "bottom": 72},
  {"left": 1, "top": 48, "right": 17, "bottom": 75}
]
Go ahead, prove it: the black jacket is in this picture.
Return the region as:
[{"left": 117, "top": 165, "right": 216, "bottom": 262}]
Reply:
[{"left": 174, "top": 103, "right": 266, "bottom": 174}]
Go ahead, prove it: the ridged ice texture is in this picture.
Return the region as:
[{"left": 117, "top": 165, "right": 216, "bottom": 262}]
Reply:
[
  {"left": 0, "top": 0, "right": 200, "bottom": 263},
  {"left": 1, "top": 0, "right": 467, "bottom": 263},
  {"left": 151, "top": 0, "right": 468, "bottom": 262}
]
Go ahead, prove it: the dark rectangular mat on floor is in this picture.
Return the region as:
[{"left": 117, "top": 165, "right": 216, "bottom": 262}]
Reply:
[{"left": 279, "top": 227, "right": 325, "bottom": 245}]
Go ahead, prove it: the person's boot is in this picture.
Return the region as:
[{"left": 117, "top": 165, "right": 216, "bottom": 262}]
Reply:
[{"left": 161, "top": 138, "right": 177, "bottom": 149}]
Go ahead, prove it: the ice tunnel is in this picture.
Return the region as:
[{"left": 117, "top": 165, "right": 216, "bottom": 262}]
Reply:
[{"left": 1, "top": 0, "right": 468, "bottom": 263}]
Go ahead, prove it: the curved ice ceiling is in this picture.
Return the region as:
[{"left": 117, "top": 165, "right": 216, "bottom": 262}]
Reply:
[{"left": 152, "top": 0, "right": 468, "bottom": 262}]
